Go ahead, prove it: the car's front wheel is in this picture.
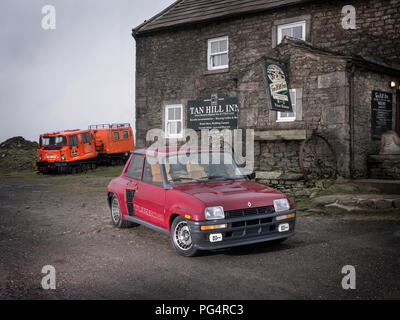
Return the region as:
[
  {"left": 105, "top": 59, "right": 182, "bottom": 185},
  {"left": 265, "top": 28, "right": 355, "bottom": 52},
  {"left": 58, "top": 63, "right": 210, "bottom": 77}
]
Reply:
[
  {"left": 110, "top": 194, "right": 137, "bottom": 228},
  {"left": 170, "top": 216, "right": 199, "bottom": 257}
]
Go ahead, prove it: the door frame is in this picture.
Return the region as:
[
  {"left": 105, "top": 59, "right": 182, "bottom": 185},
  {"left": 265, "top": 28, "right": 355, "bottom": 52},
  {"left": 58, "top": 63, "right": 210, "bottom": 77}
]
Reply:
[{"left": 396, "top": 89, "right": 400, "bottom": 136}]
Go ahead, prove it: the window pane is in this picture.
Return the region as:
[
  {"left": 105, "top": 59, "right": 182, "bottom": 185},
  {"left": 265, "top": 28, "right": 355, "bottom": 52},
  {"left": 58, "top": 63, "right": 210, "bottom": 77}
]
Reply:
[
  {"left": 219, "top": 39, "right": 228, "bottom": 52},
  {"left": 177, "top": 121, "right": 182, "bottom": 134},
  {"left": 281, "top": 28, "right": 292, "bottom": 38},
  {"left": 220, "top": 53, "right": 228, "bottom": 66},
  {"left": 174, "top": 107, "right": 181, "bottom": 120},
  {"left": 211, "top": 41, "right": 219, "bottom": 54},
  {"left": 168, "top": 108, "right": 175, "bottom": 120},
  {"left": 292, "top": 26, "right": 303, "bottom": 39},
  {"left": 212, "top": 55, "right": 221, "bottom": 67},
  {"left": 290, "top": 90, "right": 296, "bottom": 106},
  {"left": 170, "top": 122, "right": 177, "bottom": 134}
]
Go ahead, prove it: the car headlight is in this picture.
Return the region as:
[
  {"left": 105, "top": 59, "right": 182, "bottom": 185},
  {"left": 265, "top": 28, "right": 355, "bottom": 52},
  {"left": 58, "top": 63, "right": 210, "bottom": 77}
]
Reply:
[
  {"left": 38, "top": 156, "right": 42, "bottom": 161},
  {"left": 274, "top": 198, "right": 290, "bottom": 212},
  {"left": 205, "top": 206, "right": 225, "bottom": 220},
  {"left": 61, "top": 156, "right": 66, "bottom": 160}
]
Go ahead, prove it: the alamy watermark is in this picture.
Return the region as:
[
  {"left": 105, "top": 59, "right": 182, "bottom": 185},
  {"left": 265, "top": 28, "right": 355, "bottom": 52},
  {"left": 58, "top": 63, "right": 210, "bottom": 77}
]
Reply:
[
  {"left": 341, "top": 5, "right": 356, "bottom": 30},
  {"left": 41, "top": 265, "right": 56, "bottom": 290},
  {"left": 41, "top": 5, "right": 56, "bottom": 30},
  {"left": 146, "top": 129, "right": 255, "bottom": 175},
  {"left": 341, "top": 265, "right": 356, "bottom": 290}
]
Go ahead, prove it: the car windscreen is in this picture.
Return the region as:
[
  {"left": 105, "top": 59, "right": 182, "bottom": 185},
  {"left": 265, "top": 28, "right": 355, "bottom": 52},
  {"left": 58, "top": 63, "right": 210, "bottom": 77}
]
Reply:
[
  {"left": 41, "top": 136, "right": 67, "bottom": 147},
  {"left": 163, "top": 151, "right": 246, "bottom": 185}
]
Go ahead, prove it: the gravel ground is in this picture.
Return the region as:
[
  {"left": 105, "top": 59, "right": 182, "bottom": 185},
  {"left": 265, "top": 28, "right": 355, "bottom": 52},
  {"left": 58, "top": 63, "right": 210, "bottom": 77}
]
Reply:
[{"left": 0, "top": 174, "right": 399, "bottom": 300}]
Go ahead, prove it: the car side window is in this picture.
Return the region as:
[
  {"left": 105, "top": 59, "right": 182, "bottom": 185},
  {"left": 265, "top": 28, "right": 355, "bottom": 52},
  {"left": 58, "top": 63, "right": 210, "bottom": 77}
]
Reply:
[
  {"left": 142, "top": 157, "right": 163, "bottom": 187},
  {"left": 126, "top": 155, "right": 144, "bottom": 180}
]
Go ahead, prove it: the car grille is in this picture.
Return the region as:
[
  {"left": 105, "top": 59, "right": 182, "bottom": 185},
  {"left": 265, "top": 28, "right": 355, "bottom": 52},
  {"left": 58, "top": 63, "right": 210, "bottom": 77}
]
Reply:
[
  {"left": 223, "top": 205, "right": 278, "bottom": 239},
  {"left": 225, "top": 206, "right": 275, "bottom": 219}
]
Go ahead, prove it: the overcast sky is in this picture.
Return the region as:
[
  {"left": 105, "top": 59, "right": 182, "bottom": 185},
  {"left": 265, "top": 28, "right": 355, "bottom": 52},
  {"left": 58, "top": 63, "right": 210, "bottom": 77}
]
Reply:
[{"left": 0, "top": 0, "right": 175, "bottom": 143}]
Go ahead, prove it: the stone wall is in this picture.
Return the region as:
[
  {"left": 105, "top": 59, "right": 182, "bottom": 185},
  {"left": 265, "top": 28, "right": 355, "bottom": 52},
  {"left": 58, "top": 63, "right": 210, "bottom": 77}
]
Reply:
[
  {"left": 136, "top": 0, "right": 400, "bottom": 145},
  {"left": 352, "top": 71, "right": 398, "bottom": 177},
  {"left": 368, "top": 155, "right": 400, "bottom": 179}
]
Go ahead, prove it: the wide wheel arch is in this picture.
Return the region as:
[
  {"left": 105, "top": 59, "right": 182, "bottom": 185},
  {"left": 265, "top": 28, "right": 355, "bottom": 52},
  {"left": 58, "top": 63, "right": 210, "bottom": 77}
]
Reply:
[{"left": 169, "top": 214, "right": 181, "bottom": 233}]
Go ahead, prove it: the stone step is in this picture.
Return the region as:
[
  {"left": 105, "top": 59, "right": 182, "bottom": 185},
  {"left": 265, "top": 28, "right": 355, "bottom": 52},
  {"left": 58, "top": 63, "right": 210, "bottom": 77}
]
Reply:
[
  {"left": 355, "top": 179, "right": 400, "bottom": 195},
  {"left": 313, "top": 194, "right": 400, "bottom": 210}
]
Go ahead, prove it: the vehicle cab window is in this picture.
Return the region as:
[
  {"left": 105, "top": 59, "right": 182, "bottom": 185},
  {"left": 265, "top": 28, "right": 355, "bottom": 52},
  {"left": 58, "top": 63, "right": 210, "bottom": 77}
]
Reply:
[
  {"left": 126, "top": 154, "right": 144, "bottom": 180},
  {"left": 69, "top": 135, "right": 78, "bottom": 146},
  {"left": 82, "top": 133, "right": 91, "bottom": 143},
  {"left": 114, "top": 132, "right": 120, "bottom": 140}
]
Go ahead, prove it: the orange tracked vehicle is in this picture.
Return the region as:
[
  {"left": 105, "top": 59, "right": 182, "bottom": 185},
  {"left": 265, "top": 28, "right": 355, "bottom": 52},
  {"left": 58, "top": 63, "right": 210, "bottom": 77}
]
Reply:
[
  {"left": 89, "top": 123, "right": 134, "bottom": 165},
  {"left": 37, "top": 123, "right": 134, "bottom": 173}
]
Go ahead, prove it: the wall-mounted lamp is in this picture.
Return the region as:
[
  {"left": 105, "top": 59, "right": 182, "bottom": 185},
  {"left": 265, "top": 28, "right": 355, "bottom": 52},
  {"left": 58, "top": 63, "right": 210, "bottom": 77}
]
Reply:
[{"left": 390, "top": 80, "right": 397, "bottom": 88}]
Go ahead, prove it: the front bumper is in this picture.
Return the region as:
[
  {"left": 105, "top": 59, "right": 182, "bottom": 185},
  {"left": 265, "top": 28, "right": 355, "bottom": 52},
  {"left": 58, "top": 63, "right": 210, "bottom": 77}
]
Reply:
[{"left": 187, "top": 209, "right": 296, "bottom": 250}]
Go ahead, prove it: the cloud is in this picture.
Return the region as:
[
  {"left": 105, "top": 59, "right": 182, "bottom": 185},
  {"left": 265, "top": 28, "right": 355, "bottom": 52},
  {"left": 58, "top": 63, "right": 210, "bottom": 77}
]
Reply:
[{"left": 0, "top": 0, "right": 175, "bottom": 143}]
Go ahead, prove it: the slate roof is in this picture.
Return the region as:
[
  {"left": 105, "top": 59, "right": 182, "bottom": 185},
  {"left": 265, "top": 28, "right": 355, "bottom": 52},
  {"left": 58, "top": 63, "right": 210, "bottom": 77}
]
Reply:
[{"left": 133, "top": 0, "right": 318, "bottom": 37}]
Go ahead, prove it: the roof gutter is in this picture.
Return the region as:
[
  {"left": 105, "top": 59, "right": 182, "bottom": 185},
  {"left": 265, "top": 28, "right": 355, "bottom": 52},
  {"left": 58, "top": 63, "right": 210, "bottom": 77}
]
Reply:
[
  {"left": 132, "top": 0, "right": 321, "bottom": 38},
  {"left": 132, "top": 0, "right": 185, "bottom": 39}
]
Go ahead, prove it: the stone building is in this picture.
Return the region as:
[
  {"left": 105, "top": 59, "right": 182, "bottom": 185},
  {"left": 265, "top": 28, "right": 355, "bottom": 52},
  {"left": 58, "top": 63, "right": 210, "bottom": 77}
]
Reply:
[{"left": 132, "top": 0, "right": 400, "bottom": 183}]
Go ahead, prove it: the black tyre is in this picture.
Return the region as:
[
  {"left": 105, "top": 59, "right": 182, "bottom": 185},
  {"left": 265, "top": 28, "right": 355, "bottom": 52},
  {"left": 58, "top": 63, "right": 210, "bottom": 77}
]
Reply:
[
  {"left": 170, "top": 216, "right": 200, "bottom": 257},
  {"left": 110, "top": 194, "right": 137, "bottom": 228}
]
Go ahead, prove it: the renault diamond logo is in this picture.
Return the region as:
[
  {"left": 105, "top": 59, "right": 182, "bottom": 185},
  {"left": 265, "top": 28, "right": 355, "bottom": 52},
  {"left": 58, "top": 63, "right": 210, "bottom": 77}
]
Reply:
[{"left": 248, "top": 202, "right": 252, "bottom": 207}]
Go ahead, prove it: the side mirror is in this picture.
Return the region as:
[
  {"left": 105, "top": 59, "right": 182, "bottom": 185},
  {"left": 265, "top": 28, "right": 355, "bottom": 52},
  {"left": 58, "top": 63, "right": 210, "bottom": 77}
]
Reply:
[{"left": 248, "top": 172, "right": 256, "bottom": 180}]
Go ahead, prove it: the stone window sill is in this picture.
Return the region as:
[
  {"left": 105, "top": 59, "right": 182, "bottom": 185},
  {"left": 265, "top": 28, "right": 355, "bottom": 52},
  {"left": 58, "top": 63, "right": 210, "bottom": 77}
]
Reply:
[
  {"left": 203, "top": 68, "right": 230, "bottom": 76},
  {"left": 254, "top": 129, "right": 307, "bottom": 141}
]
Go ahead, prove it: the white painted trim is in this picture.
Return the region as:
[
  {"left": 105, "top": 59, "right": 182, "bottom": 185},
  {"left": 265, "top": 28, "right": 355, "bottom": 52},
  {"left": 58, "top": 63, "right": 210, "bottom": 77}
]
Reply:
[
  {"left": 277, "top": 21, "right": 306, "bottom": 44},
  {"left": 165, "top": 104, "right": 183, "bottom": 139},
  {"left": 277, "top": 89, "right": 296, "bottom": 122},
  {"left": 207, "top": 36, "right": 229, "bottom": 71}
]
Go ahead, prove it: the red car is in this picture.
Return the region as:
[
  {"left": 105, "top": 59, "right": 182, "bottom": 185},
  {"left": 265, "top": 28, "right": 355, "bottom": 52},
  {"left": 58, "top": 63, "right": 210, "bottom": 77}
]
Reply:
[{"left": 107, "top": 148, "right": 296, "bottom": 256}]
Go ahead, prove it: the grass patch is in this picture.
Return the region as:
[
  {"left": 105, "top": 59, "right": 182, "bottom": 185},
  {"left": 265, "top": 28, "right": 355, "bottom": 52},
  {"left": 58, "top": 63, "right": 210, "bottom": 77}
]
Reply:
[
  {"left": 0, "top": 165, "right": 125, "bottom": 181},
  {"left": 316, "top": 182, "right": 380, "bottom": 197},
  {"left": 53, "top": 181, "right": 110, "bottom": 193}
]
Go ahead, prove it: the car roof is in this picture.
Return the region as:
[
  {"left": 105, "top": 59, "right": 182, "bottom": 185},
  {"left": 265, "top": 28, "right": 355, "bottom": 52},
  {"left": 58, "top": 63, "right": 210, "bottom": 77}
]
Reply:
[{"left": 133, "top": 147, "right": 225, "bottom": 157}]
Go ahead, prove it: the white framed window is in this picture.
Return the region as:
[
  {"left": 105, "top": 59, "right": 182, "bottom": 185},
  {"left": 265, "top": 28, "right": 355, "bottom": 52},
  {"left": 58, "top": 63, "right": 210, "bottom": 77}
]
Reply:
[
  {"left": 277, "top": 21, "right": 306, "bottom": 44},
  {"left": 277, "top": 89, "right": 296, "bottom": 122},
  {"left": 165, "top": 104, "right": 183, "bottom": 139},
  {"left": 207, "top": 36, "right": 229, "bottom": 70}
]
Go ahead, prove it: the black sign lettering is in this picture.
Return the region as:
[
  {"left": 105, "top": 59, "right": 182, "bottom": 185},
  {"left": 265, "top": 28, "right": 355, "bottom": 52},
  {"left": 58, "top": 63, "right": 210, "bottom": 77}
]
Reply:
[
  {"left": 262, "top": 61, "right": 293, "bottom": 112},
  {"left": 187, "top": 93, "right": 239, "bottom": 130},
  {"left": 371, "top": 90, "right": 392, "bottom": 139}
]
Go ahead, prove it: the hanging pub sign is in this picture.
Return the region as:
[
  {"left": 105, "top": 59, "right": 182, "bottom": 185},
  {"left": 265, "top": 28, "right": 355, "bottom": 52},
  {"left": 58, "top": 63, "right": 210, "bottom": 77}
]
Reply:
[
  {"left": 187, "top": 93, "right": 239, "bottom": 130},
  {"left": 371, "top": 90, "right": 393, "bottom": 139},
  {"left": 262, "top": 61, "right": 293, "bottom": 113}
]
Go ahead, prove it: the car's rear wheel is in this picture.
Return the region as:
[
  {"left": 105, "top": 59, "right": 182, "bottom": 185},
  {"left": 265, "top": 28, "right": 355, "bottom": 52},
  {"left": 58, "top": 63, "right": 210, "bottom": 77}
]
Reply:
[
  {"left": 110, "top": 194, "right": 136, "bottom": 228},
  {"left": 170, "top": 216, "right": 199, "bottom": 257}
]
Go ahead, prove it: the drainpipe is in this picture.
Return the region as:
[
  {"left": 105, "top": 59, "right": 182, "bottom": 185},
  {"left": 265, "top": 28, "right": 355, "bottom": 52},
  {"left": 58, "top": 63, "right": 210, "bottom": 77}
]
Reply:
[{"left": 348, "top": 63, "right": 356, "bottom": 178}]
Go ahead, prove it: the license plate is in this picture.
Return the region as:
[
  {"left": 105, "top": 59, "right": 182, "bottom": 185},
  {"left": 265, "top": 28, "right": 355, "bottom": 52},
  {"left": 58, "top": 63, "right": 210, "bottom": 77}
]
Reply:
[
  {"left": 209, "top": 233, "right": 223, "bottom": 243},
  {"left": 278, "top": 223, "right": 290, "bottom": 232}
]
